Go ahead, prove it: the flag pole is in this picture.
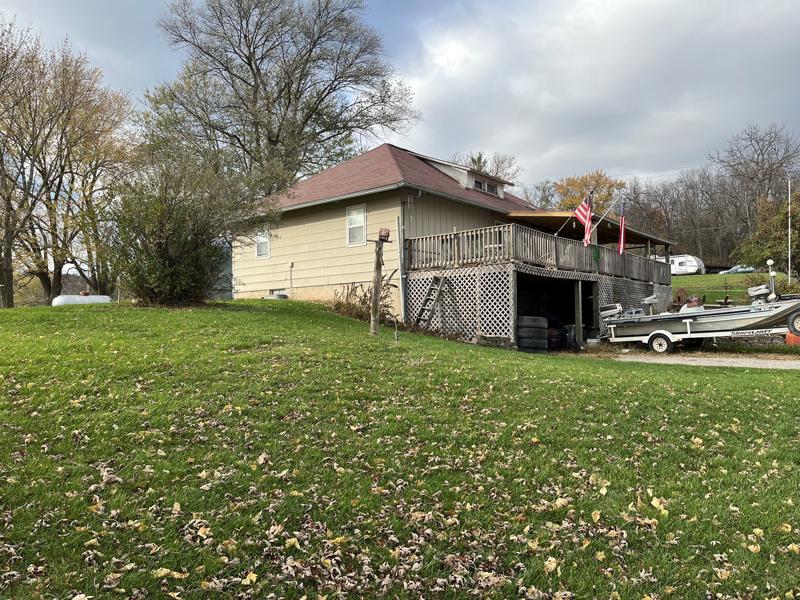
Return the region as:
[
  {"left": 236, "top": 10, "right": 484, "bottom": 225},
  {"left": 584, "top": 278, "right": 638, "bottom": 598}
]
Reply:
[
  {"left": 588, "top": 194, "right": 622, "bottom": 236},
  {"left": 554, "top": 211, "right": 574, "bottom": 237},
  {"left": 554, "top": 184, "right": 601, "bottom": 237}
]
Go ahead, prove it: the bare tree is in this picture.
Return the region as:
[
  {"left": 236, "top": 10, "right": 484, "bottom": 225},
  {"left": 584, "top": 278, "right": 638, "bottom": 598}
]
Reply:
[
  {"left": 709, "top": 123, "right": 800, "bottom": 234},
  {"left": 520, "top": 180, "right": 556, "bottom": 209},
  {"left": 1, "top": 28, "right": 132, "bottom": 306},
  {"left": 625, "top": 168, "right": 752, "bottom": 266},
  {"left": 66, "top": 87, "right": 131, "bottom": 295},
  {"left": 0, "top": 25, "right": 42, "bottom": 308},
  {"left": 9, "top": 44, "right": 129, "bottom": 301},
  {"left": 450, "top": 151, "right": 523, "bottom": 184},
  {"left": 157, "top": 0, "right": 417, "bottom": 191}
]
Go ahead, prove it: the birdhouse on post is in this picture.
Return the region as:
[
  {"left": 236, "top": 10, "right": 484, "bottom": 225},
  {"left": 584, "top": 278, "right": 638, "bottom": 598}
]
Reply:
[{"left": 369, "top": 228, "right": 392, "bottom": 336}]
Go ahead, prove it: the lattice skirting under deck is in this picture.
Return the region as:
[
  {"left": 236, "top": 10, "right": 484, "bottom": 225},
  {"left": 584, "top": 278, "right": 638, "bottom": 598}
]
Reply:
[{"left": 405, "top": 264, "right": 515, "bottom": 341}]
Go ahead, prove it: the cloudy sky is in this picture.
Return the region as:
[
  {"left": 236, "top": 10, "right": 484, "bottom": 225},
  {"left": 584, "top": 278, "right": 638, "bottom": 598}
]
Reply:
[{"left": 2, "top": 0, "right": 799, "bottom": 184}]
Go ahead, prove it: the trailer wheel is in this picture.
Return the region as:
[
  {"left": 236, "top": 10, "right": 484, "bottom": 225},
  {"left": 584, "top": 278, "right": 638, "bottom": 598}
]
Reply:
[
  {"left": 648, "top": 334, "right": 674, "bottom": 354},
  {"left": 788, "top": 311, "right": 800, "bottom": 336}
]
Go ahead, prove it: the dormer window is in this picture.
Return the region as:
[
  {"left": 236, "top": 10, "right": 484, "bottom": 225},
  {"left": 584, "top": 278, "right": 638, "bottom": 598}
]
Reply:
[{"left": 474, "top": 177, "right": 499, "bottom": 196}]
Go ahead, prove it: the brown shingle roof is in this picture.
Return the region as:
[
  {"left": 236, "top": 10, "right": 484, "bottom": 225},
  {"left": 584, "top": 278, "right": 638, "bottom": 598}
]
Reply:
[{"left": 277, "top": 144, "right": 531, "bottom": 214}]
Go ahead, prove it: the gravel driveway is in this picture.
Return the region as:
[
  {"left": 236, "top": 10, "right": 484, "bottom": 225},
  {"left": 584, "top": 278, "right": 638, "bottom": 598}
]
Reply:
[{"left": 615, "top": 353, "right": 800, "bottom": 370}]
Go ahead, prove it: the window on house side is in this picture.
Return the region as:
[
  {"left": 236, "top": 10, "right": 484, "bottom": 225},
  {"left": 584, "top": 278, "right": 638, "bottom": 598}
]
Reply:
[
  {"left": 486, "top": 182, "right": 498, "bottom": 195},
  {"left": 255, "top": 228, "right": 271, "bottom": 258},
  {"left": 346, "top": 205, "right": 366, "bottom": 246},
  {"left": 474, "top": 179, "right": 485, "bottom": 191}
]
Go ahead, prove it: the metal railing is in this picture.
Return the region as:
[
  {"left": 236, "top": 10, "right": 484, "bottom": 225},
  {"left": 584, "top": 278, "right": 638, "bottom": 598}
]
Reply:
[{"left": 406, "top": 223, "right": 671, "bottom": 285}]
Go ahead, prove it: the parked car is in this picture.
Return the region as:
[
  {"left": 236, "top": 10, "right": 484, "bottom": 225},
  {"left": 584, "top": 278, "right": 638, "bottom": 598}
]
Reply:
[{"left": 718, "top": 265, "right": 755, "bottom": 275}]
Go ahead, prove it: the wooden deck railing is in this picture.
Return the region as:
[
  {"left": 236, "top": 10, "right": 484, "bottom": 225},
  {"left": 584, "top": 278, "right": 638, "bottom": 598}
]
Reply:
[{"left": 406, "top": 223, "right": 671, "bottom": 285}]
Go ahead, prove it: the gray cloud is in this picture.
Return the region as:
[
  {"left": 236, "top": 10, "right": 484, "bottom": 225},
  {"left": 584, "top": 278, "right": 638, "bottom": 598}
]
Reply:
[
  {"left": 0, "top": 0, "right": 179, "bottom": 100},
  {"left": 386, "top": 0, "right": 800, "bottom": 183},
  {"left": 2, "top": 0, "right": 799, "bottom": 185}
]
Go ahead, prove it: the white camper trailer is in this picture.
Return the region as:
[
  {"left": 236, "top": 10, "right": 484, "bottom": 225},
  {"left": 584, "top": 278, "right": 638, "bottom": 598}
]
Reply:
[{"left": 654, "top": 254, "right": 705, "bottom": 275}]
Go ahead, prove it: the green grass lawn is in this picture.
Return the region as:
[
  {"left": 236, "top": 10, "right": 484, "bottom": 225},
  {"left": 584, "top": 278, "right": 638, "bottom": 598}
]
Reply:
[
  {"left": 1, "top": 301, "right": 800, "bottom": 598},
  {"left": 673, "top": 273, "right": 773, "bottom": 304}
]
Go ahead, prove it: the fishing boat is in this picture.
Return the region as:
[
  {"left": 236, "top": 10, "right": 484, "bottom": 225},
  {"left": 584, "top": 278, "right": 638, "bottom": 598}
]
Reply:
[{"left": 602, "top": 263, "right": 800, "bottom": 353}]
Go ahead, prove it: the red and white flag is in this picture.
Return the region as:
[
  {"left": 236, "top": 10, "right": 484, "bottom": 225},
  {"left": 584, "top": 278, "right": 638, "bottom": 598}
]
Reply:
[
  {"left": 618, "top": 197, "right": 626, "bottom": 255},
  {"left": 574, "top": 196, "right": 593, "bottom": 247}
]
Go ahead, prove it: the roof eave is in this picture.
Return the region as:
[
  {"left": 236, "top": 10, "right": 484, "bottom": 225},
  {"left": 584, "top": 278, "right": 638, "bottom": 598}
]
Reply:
[{"left": 279, "top": 182, "right": 408, "bottom": 212}]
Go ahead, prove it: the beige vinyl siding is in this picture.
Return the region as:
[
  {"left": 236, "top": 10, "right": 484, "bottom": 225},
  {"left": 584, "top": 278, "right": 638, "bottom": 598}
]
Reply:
[
  {"left": 404, "top": 192, "right": 501, "bottom": 237},
  {"left": 233, "top": 191, "right": 401, "bottom": 307}
]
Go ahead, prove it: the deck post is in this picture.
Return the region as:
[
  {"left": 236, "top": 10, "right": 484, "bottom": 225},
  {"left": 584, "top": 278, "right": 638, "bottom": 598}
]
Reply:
[
  {"left": 511, "top": 268, "right": 518, "bottom": 346},
  {"left": 554, "top": 238, "right": 560, "bottom": 269},
  {"left": 574, "top": 280, "right": 584, "bottom": 345}
]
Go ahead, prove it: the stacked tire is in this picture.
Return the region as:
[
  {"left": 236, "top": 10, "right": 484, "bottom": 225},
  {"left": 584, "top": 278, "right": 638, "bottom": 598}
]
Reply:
[{"left": 517, "top": 316, "right": 548, "bottom": 352}]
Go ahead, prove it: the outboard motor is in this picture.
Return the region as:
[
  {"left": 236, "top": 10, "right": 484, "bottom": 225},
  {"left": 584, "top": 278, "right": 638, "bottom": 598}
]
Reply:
[
  {"left": 642, "top": 294, "right": 660, "bottom": 315},
  {"left": 748, "top": 284, "right": 771, "bottom": 304},
  {"left": 600, "top": 303, "right": 623, "bottom": 320}
]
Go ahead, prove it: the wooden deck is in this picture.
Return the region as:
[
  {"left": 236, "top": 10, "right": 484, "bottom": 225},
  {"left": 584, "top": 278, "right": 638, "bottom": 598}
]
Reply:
[{"left": 405, "top": 223, "right": 671, "bottom": 285}]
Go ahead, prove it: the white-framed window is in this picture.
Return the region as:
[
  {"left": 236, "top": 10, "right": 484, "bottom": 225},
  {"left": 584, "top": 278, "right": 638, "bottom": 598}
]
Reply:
[
  {"left": 474, "top": 178, "right": 485, "bottom": 191},
  {"left": 255, "top": 228, "right": 271, "bottom": 258},
  {"left": 485, "top": 182, "right": 498, "bottom": 195},
  {"left": 346, "top": 204, "right": 366, "bottom": 246}
]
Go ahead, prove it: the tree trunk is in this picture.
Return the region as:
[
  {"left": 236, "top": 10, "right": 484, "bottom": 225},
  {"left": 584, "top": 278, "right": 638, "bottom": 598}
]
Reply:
[
  {"left": 1, "top": 193, "right": 13, "bottom": 308},
  {"left": 0, "top": 209, "right": 14, "bottom": 308},
  {"left": 96, "top": 273, "right": 114, "bottom": 296},
  {"left": 0, "top": 245, "right": 13, "bottom": 308},
  {"left": 50, "top": 262, "right": 64, "bottom": 301},
  {"left": 35, "top": 271, "right": 52, "bottom": 301}
]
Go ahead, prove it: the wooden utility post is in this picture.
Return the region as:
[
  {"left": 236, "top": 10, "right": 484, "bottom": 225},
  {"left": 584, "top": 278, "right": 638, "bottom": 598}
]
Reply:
[
  {"left": 574, "top": 280, "right": 584, "bottom": 346},
  {"left": 370, "top": 228, "right": 392, "bottom": 336}
]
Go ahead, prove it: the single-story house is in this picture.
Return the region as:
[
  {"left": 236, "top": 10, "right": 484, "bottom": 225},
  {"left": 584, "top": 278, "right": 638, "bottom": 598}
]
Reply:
[{"left": 233, "top": 144, "right": 672, "bottom": 347}]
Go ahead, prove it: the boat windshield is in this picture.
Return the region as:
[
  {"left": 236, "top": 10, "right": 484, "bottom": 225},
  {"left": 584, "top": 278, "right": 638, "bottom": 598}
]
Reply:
[
  {"left": 678, "top": 304, "right": 705, "bottom": 314},
  {"left": 678, "top": 296, "right": 704, "bottom": 314}
]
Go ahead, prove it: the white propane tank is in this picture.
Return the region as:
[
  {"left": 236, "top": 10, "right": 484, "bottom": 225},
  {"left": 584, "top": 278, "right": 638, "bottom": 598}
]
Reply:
[{"left": 52, "top": 295, "right": 111, "bottom": 306}]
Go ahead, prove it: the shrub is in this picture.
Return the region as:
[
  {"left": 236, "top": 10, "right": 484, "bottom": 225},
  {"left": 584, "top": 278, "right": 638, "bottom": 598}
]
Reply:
[
  {"left": 331, "top": 270, "right": 399, "bottom": 323},
  {"left": 111, "top": 146, "right": 272, "bottom": 305},
  {"left": 742, "top": 273, "right": 800, "bottom": 295}
]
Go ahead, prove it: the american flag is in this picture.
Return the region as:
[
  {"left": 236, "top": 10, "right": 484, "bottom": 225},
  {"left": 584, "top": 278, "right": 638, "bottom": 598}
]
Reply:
[
  {"left": 617, "top": 197, "right": 627, "bottom": 255},
  {"left": 574, "top": 196, "right": 593, "bottom": 247}
]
